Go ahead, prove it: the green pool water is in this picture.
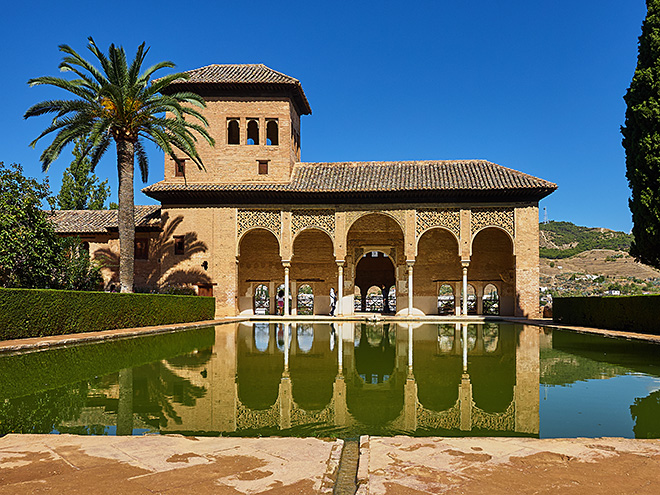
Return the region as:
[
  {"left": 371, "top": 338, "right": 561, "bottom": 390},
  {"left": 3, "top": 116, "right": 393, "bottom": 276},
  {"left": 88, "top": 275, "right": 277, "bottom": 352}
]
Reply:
[{"left": 1, "top": 322, "right": 659, "bottom": 438}]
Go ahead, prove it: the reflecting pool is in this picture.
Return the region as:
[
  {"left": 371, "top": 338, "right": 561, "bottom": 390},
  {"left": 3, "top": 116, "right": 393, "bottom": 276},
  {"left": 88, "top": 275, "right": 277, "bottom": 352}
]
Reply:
[{"left": 1, "top": 322, "right": 660, "bottom": 438}]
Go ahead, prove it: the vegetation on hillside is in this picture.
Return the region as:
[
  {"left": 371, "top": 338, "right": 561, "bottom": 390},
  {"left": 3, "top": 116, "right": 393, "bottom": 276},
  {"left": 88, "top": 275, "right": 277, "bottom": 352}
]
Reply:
[{"left": 539, "top": 221, "right": 632, "bottom": 259}]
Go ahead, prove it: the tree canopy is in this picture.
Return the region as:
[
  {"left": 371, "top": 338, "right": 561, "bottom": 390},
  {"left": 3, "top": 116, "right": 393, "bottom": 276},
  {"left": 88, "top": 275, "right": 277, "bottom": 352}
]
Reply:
[
  {"left": 25, "top": 38, "right": 214, "bottom": 292},
  {"left": 0, "top": 162, "right": 101, "bottom": 290},
  {"left": 51, "top": 136, "right": 110, "bottom": 210},
  {"left": 622, "top": 0, "right": 660, "bottom": 269}
]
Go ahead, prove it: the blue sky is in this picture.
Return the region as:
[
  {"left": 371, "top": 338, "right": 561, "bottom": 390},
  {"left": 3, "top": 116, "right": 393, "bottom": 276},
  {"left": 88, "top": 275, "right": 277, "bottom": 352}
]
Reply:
[{"left": 0, "top": 0, "right": 646, "bottom": 232}]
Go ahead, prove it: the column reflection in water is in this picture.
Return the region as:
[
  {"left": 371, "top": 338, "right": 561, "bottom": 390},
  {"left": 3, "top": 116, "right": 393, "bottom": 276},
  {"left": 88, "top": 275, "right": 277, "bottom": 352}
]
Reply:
[
  {"left": 154, "top": 322, "right": 539, "bottom": 437},
  {"left": 116, "top": 368, "right": 133, "bottom": 436}
]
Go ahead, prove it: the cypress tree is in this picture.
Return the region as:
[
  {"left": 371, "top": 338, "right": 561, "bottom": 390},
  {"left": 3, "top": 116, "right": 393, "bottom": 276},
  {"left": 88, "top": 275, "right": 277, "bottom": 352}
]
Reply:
[{"left": 622, "top": 0, "right": 660, "bottom": 269}]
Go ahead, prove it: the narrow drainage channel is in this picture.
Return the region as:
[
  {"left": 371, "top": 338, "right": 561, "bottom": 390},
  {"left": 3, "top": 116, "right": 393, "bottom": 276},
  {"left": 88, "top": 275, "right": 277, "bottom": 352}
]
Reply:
[{"left": 334, "top": 437, "right": 360, "bottom": 495}]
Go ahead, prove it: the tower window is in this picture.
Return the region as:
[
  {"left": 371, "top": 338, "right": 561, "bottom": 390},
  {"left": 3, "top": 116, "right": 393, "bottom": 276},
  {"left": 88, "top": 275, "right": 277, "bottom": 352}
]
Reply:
[
  {"left": 258, "top": 160, "right": 269, "bottom": 175},
  {"left": 266, "top": 119, "right": 279, "bottom": 146},
  {"left": 247, "top": 119, "right": 259, "bottom": 145},
  {"left": 174, "top": 158, "right": 185, "bottom": 177},
  {"left": 135, "top": 238, "right": 149, "bottom": 260},
  {"left": 227, "top": 119, "right": 239, "bottom": 145},
  {"left": 174, "top": 235, "right": 185, "bottom": 255}
]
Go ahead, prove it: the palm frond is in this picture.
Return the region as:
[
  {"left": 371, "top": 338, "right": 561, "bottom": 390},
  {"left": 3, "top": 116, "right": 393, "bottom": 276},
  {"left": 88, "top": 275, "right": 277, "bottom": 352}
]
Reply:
[{"left": 134, "top": 139, "right": 149, "bottom": 182}]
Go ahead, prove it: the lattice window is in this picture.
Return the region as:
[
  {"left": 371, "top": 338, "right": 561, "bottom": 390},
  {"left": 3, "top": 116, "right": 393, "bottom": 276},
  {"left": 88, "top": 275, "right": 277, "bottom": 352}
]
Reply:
[
  {"left": 416, "top": 209, "right": 460, "bottom": 239},
  {"left": 471, "top": 208, "right": 514, "bottom": 237},
  {"left": 292, "top": 209, "right": 335, "bottom": 237},
  {"left": 237, "top": 209, "right": 281, "bottom": 239}
]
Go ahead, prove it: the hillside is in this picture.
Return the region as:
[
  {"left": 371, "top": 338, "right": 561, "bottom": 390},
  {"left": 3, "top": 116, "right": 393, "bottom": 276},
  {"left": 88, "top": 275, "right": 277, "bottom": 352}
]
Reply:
[
  {"left": 538, "top": 221, "right": 660, "bottom": 300},
  {"left": 539, "top": 221, "right": 632, "bottom": 258}
]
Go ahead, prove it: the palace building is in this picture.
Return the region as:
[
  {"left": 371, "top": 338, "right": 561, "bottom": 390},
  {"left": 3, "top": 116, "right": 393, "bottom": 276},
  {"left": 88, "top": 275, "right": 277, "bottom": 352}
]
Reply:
[{"left": 52, "top": 64, "right": 556, "bottom": 317}]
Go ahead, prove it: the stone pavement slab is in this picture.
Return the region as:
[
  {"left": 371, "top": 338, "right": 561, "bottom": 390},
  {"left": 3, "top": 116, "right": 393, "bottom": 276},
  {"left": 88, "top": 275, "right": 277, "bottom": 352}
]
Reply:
[
  {"left": 0, "top": 434, "right": 342, "bottom": 494},
  {"left": 358, "top": 436, "right": 660, "bottom": 494}
]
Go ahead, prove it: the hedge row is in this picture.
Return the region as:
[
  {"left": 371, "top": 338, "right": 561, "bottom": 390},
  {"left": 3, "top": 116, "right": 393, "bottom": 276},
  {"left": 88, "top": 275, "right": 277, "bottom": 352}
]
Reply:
[
  {"left": 553, "top": 295, "right": 660, "bottom": 334},
  {"left": 0, "top": 288, "right": 215, "bottom": 341}
]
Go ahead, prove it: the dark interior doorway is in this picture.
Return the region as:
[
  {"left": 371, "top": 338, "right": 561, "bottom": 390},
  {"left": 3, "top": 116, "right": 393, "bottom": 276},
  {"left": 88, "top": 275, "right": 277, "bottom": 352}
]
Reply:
[{"left": 355, "top": 252, "right": 396, "bottom": 313}]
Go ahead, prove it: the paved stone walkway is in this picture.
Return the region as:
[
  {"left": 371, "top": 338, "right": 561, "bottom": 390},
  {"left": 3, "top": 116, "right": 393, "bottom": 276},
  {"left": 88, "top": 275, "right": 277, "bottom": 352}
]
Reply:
[
  {"left": 0, "top": 434, "right": 342, "bottom": 494},
  {"left": 3, "top": 435, "right": 660, "bottom": 494},
  {"left": 358, "top": 436, "right": 660, "bottom": 494}
]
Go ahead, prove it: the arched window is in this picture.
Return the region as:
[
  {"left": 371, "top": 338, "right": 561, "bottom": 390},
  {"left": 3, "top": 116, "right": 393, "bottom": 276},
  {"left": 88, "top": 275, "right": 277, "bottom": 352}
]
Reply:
[
  {"left": 388, "top": 286, "right": 396, "bottom": 313},
  {"left": 227, "top": 119, "right": 239, "bottom": 145},
  {"left": 438, "top": 284, "right": 455, "bottom": 315},
  {"left": 354, "top": 286, "right": 362, "bottom": 311},
  {"left": 366, "top": 286, "right": 383, "bottom": 312},
  {"left": 266, "top": 119, "right": 278, "bottom": 145},
  {"left": 247, "top": 119, "right": 259, "bottom": 145},
  {"left": 254, "top": 284, "right": 269, "bottom": 315},
  {"left": 483, "top": 284, "right": 500, "bottom": 315},
  {"left": 297, "top": 284, "right": 314, "bottom": 315}
]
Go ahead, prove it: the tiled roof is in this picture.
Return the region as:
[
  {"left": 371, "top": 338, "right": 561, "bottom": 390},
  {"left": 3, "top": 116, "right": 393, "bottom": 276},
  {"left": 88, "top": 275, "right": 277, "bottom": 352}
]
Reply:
[
  {"left": 182, "top": 64, "right": 300, "bottom": 85},
  {"left": 163, "top": 64, "right": 312, "bottom": 115},
  {"left": 49, "top": 205, "right": 161, "bottom": 234},
  {"left": 142, "top": 160, "right": 557, "bottom": 204}
]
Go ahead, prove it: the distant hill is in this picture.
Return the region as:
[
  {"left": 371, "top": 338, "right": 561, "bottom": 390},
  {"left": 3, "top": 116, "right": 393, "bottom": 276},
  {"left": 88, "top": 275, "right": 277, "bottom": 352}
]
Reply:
[{"left": 539, "top": 221, "right": 632, "bottom": 259}]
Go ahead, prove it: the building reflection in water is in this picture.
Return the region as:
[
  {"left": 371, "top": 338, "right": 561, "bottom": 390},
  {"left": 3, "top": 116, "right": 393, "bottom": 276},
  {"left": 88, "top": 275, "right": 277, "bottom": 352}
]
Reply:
[
  {"left": 158, "top": 322, "right": 541, "bottom": 436},
  {"left": 7, "top": 322, "right": 660, "bottom": 438}
]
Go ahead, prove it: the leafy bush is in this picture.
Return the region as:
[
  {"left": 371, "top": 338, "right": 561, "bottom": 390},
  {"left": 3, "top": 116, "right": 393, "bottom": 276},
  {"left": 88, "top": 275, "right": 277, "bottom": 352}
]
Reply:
[
  {"left": 553, "top": 295, "right": 660, "bottom": 334},
  {"left": 0, "top": 288, "right": 215, "bottom": 340},
  {"left": 0, "top": 163, "right": 101, "bottom": 289}
]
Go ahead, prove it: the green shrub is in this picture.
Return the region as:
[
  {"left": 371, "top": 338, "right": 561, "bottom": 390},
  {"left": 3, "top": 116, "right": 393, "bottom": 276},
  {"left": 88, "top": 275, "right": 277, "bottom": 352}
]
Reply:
[
  {"left": 553, "top": 295, "right": 660, "bottom": 334},
  {"left": 0, "top": 288, "right": 215, "bottom": 340}
]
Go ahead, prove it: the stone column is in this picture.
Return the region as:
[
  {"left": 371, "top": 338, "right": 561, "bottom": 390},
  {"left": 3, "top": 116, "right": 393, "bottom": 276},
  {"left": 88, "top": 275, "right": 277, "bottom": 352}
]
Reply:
[
  {"left": 461, "top": 261, "right": 470, "bottom": 316},
  {"left": 291, "top": 280, "right": 297, "bottom": 316},
  {"left": 283, "top": 261, "right": 290, "bottom": 316},
  {"left": 476, "top": 284, "right": 484, "bottom": 315},
  {"left": 337, "top": 261, "right": 344, "bottom": 316},
  {"left": 407, "top": 260, "right": 415, "bottom": 316}
]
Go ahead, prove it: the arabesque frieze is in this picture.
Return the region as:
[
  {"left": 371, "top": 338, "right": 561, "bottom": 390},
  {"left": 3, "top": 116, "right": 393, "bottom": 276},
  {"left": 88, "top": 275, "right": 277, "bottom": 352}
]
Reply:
[
  {"left": 416, "top": 209, "right": 460, "bottom": 239},
  {"left": 470, "top": 207, "right": 514, "bottom": 238},
  {"left": 292, "top": 209, "right": 336, "bottom": 238},
  {"left": 237, "top": 209, "right": 282, "bottom": 240}
]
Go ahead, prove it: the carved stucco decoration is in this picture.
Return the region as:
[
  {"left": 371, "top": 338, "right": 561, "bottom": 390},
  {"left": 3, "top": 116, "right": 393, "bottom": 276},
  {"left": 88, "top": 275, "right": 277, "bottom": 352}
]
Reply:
[
  {"left": 292, "top": 209, "right": 335, "bottom": 238},
  {"left": 416, "top": 209, "right": 460, "bottom": 239},
  {"left": 237, "top": 209, "right": 281, "bottom": 240},
  {"left": 470, "top": 207, "right": 514, "bottom": 238},
  {"left": 345, "top": 209, "right": 406, "bottom": 233}
]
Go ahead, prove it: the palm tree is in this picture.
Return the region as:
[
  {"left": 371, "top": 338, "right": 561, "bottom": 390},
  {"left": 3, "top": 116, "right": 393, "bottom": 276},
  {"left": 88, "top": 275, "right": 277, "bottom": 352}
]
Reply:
[{"left": 25, "top": 38, "right": 214, "bottom": 292}]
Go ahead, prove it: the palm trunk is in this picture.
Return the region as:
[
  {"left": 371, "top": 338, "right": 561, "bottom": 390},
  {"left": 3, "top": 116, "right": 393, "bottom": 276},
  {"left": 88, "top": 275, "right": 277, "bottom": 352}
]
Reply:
[{"left": 117, "top": 139, "right": 135, "bottom": 293}]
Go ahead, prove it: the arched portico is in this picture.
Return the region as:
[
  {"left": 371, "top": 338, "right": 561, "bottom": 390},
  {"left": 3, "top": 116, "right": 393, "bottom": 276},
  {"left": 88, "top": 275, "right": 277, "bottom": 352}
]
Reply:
[
  {"left": 291, "top": 228, "right": 336, "bottom": 315},
  {"left": 414, "top": 228, "right": 462, "bottom": 315},
  {"left": 469, "top": 227, "right": 515, "bottom": 316},
  {"left": 237, "top": 228, "right": 283, "bottom": 315},
  {"left": 345, "top": 213, "right": 406, "bottom": 315}
]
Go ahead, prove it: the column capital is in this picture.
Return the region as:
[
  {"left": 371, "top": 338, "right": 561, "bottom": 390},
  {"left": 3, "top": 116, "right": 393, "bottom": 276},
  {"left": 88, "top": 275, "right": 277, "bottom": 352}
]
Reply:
[
  {"left": 461, "top": 260, "right": 470, "bottom": 269},
  {"left": 406, "top": 259, "right": 415, "bottom": 268},
  {"left": 282, "top": 260, "right": 291, "bottom": 268},
  {"left": 336, "top": 260, "right": 345, "bottom": 267}
]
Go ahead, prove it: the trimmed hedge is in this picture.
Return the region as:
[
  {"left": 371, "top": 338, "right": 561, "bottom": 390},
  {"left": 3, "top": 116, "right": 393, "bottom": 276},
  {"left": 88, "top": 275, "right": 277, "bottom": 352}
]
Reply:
[
  {"left": 553, "top": 295, "right": 660, "bottom": 334},
  {"left": 0, "top": 288, "right": 215, "bottom": 340}
]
